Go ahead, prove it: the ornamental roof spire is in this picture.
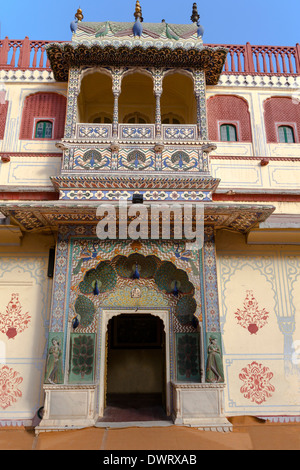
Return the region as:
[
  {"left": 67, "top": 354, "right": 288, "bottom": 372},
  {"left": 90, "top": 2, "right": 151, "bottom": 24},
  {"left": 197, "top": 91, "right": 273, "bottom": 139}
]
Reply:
[
  {"left": 75, "top": 7, "right": 84, "bottom": 22},
  {"left": 190, "top": 2, "right": 200, "bottom": 24},
  {"left": 134, "top": 1, "right": 143, "bottom": 22}
]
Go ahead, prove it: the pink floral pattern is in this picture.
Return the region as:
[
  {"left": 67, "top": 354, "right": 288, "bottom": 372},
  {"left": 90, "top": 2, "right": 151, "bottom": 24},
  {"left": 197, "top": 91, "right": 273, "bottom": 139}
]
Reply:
[
  {"left": 0, "top": 366, "right": 23, "bottom": 409},
  {"left": 234, "top": 290, "right": 269, "bottom": 335},
  {"left": 0, "top": 294, "right": 30, "bottom": 339},
  {"left": 239, "top": 361, "right": 275, "bottom": 404}
]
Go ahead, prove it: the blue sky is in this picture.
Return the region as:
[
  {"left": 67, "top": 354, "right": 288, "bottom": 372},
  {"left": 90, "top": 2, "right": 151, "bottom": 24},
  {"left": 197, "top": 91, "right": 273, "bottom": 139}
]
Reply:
[{"left": 0, "top": 0, "right": 299, "bottom": 46}]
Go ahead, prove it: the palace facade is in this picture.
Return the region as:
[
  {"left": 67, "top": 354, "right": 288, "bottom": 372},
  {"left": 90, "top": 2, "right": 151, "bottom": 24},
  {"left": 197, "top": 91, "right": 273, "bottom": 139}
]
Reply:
[{"left": 0, "top": 3, "right": 299, "bottom": 431}]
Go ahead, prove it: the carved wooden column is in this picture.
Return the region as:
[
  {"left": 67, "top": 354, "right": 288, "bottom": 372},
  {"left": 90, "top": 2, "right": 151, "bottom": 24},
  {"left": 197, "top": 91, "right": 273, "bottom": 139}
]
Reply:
[{"left": 193, "top": 69, "right": 208, "bottom": 141}]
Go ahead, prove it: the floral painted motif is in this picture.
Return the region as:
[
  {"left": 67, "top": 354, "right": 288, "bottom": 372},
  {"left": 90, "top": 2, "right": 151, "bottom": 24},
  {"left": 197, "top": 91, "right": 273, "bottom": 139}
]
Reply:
[
  {"left": 0, "top": 366, "right": 23, "bottom": 409},
  {"left": 234, "top": 290, "right": 269, "bottom": 335},
  {"left": 239, "top": 361, "right": 275, "bottom": 405},
  {"left": 0, "top": 294, "right": 31, "bottom": 339}
]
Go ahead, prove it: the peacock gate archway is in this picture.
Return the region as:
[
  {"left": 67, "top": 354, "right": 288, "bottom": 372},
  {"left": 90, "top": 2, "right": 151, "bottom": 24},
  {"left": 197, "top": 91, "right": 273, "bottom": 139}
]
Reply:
[{"left": 37, "top": 226, "right": 232, "bottom": 432}]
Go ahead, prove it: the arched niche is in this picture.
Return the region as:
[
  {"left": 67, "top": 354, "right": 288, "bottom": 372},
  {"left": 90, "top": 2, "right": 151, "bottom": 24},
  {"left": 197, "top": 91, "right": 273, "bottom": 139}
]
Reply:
[
  {"left": 207, "top": 94, "right": 252, "bottom": 142},
  {"left": 19, "top": 92, "right": 67, "bottom": 140},
  {"left": 119, "top": 71, "right": 155, "bottom": 123},
  {"left": 70, "top": 252, "right": 203, "bottom": 419},
  {"left": 77, "top": 69, "right": 114, "bottom": 123},
  {"left": 263, "top": 96, "right": 300, "bottom": 143},
  {"left": 161, "top": 71, "right": 197, "bottom": 124}
]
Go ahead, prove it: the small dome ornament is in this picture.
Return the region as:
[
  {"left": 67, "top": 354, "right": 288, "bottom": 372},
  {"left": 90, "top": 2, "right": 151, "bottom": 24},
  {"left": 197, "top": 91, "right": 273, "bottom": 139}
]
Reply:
[
  {"left": 134, "top": 1, "right": 143, "bottom": 22},
  {"left": 75, "top": 7, "right": 84, "bottom": 22},
  {"left": 70, "top": 7, "right": 84, "bottom": 34},
  {"left": 190, "top": 2, "right": 204, "bottom": 38},
  {"left": 133, "top": 0, "right": 143, "bottom": 37},
  {"left": 190, "top": 2, "right": 200, "bottom": 23}
]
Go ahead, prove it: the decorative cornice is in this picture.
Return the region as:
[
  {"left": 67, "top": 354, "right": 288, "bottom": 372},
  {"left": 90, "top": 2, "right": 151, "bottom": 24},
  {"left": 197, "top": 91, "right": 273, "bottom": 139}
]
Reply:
[
  {"left": 0, "top": 152, "right": 62, "bottom": 158},
  {"left": 171, "top": 381, "right": 226, "bottom": 389},
  {"left": 0, "top": 200, "right": 275, "bottom": 234},
  {"left": 43, "top": 384, "right": 96, "bottom": 391},
  {"left": 50, "top": 174, "right": 220, "bottom": 192},
  {"left": 45, "top": 42, "right": 227, "bottom": 85},
  {"left": 216, "top": 73, "right": 300, "bottom": 88},
  {"left": 210, "top": 154, "right": 300, "bottom": 162},
  {"left": 0, "top": 69, "right": 55, "bottom": 82}
]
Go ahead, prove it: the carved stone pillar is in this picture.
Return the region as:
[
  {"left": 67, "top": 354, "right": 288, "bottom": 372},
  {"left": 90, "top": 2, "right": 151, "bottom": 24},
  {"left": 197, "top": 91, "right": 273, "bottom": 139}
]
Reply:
[
  {"left": 193, "top": 69, "right": 208, "bottom": 141},
  {"left": 64, "top": 67, "right": 81, "bottom": 139},
  {"left": 112, "top": 92, "right": 120, "bottom": 138},
  {"left": 151, "top": 68, "right": 163, "bottom": 139},
  {"left": 203, "top": 227, "right": 225, "bottom": 384},
  {"left": 155, "top": 93, "right": 162, "bottom": 138},
  {"left": 111, "top": 67, "right": 125, "bottom": 139}
]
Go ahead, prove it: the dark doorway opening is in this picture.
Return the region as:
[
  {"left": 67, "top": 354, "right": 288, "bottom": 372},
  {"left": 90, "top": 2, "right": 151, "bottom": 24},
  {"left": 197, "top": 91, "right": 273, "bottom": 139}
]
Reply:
[{"left": 100, "top": 314, "right": 168, "bottom": 422}]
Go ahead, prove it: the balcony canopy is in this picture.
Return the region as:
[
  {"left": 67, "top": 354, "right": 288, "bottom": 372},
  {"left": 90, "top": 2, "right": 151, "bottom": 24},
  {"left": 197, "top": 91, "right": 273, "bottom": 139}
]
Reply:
[{"left": 45, "top": 19, "right": 228, "bottom": 84}]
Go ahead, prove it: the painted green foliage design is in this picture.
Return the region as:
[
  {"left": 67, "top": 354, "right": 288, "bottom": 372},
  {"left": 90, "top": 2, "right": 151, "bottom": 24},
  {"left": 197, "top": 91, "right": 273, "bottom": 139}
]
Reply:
[
  {"left": 69, "top": 333, "right": 95, "bottom": 383},
  {"left": 176, "top": 333, "right": 200, "bottom": 382}
]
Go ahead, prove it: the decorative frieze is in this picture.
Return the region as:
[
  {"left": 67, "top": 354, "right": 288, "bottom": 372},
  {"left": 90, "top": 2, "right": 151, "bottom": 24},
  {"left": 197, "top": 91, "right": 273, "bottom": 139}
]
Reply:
[
  {"left": 76, "top": 124, "right": 112, "bottom": 140},
  {"left": 59, "top": 143, "right": 213, "bottom": 175}
]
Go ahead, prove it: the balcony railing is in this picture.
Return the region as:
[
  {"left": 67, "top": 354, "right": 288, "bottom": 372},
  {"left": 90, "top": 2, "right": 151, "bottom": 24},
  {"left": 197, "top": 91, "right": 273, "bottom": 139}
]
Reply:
[
  {"left": 1, "top": 37, "right": 300, "bottom": 76},
  {"left": 205, "top": 42, "right": 300, "bottom": 75},
  {"left": 75, "top": 123, "right": 199, "bottom": 142},
  {"left": 75, "top": 123, "right": 200, "bottom": 142},
  {"left": 0, "top": 37, "right": 56, "bottom": 70}
]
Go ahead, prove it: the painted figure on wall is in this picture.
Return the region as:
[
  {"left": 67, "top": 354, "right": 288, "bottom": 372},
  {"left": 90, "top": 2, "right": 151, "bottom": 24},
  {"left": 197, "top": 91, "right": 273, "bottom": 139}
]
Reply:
[
  {"left": 45, "top": 337, "right": 63, "bottom": 384},
  {"left": 206, "top": 334, "right": 224, "bottom": 383}
]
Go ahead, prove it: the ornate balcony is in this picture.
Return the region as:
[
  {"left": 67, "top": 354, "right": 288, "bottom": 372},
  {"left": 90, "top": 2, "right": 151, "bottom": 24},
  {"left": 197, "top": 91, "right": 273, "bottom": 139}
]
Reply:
[{"left": 73, "top": 123, "right": 200, "bottom": 144}]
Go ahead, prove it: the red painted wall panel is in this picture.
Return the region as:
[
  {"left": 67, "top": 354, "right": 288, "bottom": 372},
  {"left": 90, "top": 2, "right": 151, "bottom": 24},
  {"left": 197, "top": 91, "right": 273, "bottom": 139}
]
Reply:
[
  {"left": 0, "top": 101, "right": 9, "bottom": 140},
  {"left": 264, "top": 97, "right": 300, "bottom": 143},
  {"left": 19, "top": 92, "right": 66, "bottom": 140},
  {"left": 207, "top": 95, "right": 252, "bottom": 142}
]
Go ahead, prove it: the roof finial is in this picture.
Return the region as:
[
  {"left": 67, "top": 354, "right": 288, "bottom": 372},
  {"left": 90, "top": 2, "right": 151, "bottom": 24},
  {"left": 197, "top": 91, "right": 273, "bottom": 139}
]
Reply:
[
  {"left": 75, "top": 7, "right": 84, "bottom": 22},
  {"left": 191, "top": 2, "right": 200, "bottom": 24},
  {"left": 134, "top": 1, "right": 143, "bottom": 22}
]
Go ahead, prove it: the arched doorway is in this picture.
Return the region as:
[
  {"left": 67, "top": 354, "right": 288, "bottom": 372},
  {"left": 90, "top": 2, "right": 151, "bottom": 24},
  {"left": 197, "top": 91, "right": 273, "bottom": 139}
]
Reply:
[
  {"left": 103, "top": 313, "right": 166, "bottom": 421},
  {"left": 98, "top": 309, "right": 171, "bottom": 422},
  {"left": 74, "top": 252, "right": 199, "bottom": 422}
]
